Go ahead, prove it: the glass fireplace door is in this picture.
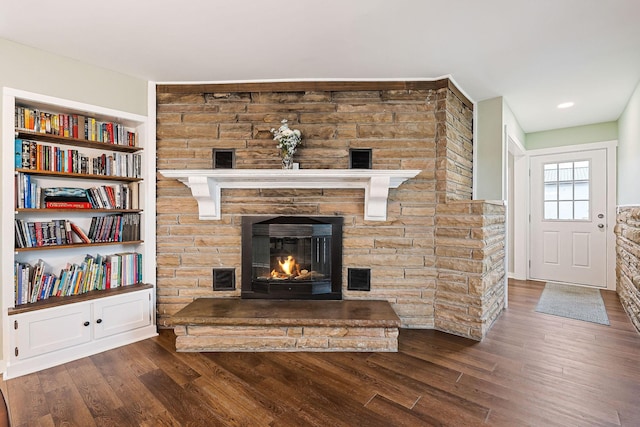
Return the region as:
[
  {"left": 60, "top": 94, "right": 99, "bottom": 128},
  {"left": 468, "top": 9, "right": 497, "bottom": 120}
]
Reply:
[{"left": 242, "top": 216, "right": 342, "bottom": 299}]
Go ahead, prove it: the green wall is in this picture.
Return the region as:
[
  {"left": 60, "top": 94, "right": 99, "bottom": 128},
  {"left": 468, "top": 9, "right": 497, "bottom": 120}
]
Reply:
[
  {"left": 618, "top": 80, "right": 640, "bottom": 206},
  {"left": 475, "top": 97, "right": 504, "bottom": 200},
  {"left": 0, "top": 38, "right": 148, "bottom": 115},
  {"left": 526, "top": 121, "right": 618, "bottom": 150},
  {"left": 475, "top": 96, "right": 525, "bottom": 200}
]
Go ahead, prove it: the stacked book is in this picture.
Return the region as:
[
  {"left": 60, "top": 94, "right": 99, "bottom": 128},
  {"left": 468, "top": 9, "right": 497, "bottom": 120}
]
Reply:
[
  {"left": 18, "top": 185, "right": 140, "bottom": 210},
  {"left": 43, "top": 187, "right": 91, "bottom": 209}
]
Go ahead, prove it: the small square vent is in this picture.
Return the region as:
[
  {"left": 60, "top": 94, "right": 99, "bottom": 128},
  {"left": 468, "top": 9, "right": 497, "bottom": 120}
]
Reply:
[
  {"left": 213, "top": 149, "right": 235, "bottom": 169},
  {"left": 349, "top": 149, "right": 372, "bottom": 169},
  {"left": 213, "top": 268, "right": 236, "bottom": 291},
  {"left": 347, "top": 268, "right": 371, "bottom": 291}
]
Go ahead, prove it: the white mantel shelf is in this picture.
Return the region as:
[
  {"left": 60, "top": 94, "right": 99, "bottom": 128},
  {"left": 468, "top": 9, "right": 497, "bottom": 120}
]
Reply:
[{"left": 159, "top": 169, "right": 421, "bottom": 221}]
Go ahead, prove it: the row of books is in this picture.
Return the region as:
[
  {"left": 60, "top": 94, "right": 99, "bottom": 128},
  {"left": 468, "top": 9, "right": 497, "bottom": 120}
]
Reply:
[
  {"left": 16, "top": 177, "right": 140, "bottom": 210},
  {"left": 15, "top": 106, "right": 137, "bottom": 146},
  {"left": 15, "top": 138, "right": 142, "bottom": 178},
  {"left": 14, "top": 218, "right": 86, "bottom": 248},
  {"left": 84, "top": 184, "right": 139, "bottom": 210},
  {"left": 87, "top": 213, "right": 141, "bottom": 243},
  {"left": 14, "top": 252, "right": 143, "bottom": 305},
  {"left": 14, "top": 213, "right": 140, "bottom": 248}
]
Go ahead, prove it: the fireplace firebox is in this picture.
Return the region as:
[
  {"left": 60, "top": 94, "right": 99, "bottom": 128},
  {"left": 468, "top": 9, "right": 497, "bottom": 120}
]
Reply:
[{"left": 241, "top": 216, "right": 343, "bottom": 299}]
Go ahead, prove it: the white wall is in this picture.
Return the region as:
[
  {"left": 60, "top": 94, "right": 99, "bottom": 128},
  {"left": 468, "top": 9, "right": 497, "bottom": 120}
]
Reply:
[{"left": 618, "top": 80, "right": 640, "bottom": 206}]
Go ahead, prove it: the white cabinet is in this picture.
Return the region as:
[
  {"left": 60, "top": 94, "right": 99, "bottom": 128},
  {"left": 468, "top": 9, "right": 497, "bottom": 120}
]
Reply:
[
  {"left": 93, "top": 290, "right": 152, "bottom": 339},
  {"left": 7, "top": 288, "right": 153, "bottom": 379},
  {"left": 13, "top": 303, "right": 92, "bottom": 360}
]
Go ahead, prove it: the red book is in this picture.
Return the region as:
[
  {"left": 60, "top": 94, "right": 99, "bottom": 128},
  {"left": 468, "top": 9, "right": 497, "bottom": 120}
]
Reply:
[
  {"left": 69, "top": 222, "right": 91, "bottom": 244},
  {"left": 72, "top": 114, "right": 79, "bottom": 138},
  {"left": 45, "top": 201, "right": 92, "bottom": 209},
  {"left": 105, "top": 260, "right": 111, "bottom": 289}
]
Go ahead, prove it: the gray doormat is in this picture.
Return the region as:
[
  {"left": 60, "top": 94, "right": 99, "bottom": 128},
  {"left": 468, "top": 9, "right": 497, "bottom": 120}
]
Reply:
[{"left": 535, "top": 282, "right": 610, "bottom": 325}]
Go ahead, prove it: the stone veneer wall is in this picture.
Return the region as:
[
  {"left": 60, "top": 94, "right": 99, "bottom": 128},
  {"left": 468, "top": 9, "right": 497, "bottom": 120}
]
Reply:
[
  {"left": 155, "top": 80, "right": 505, "bottom": 340},
  {"left": 615, "top": 206, "right": 640, "bottom": 333},
  {"left": 435, "top": 201, "right": 506, "bottom": 340}
]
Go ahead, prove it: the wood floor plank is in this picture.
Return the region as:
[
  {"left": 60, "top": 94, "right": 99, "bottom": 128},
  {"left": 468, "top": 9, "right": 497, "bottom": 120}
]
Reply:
[
  {"left": 364, "top": 393, "right": 442, "bottom": 426},
  {"left": 238, "top": 352, "right": 392, "bottom": 426},
  {"left": 65, "top": 357, "right": 129, "bottom": 424},
  {"left": 6, "top": 373, "right": 49, "bottom": 426},
  {"left": 90, "top": 348, "right": 178, "bottom": 425},
  {"left": 133, "top": 336, "right": 201, "bottom": 386},
  {"left": 44, "top": 384, "right": 98, "bottom": 427},
  {"left": 4, "top": 278, "right": 640, "bottom": 426},
  {"left": 137, "top": 368, "right": 224, "bottom": 427}
]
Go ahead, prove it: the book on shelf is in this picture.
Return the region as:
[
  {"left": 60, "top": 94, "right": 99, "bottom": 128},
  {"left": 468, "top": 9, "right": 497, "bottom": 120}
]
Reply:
[
  {"left": 87, "top": 213, "right": 140, "bottom": 243},
  {"left": 16, "top": 173, "right": 39, "bottom": 209},
  {"left": 15, "top": 137, "right": 142, "bottom": 178},
  {"left": 43, "top": 187, "right": 91, "bottom": 209},
  {"left": 15, "top": 213, "right": 140, "bottom": 248},
  {"left": 15, "top": 219, "right": 63, "bottom": 248},
  {"left": 15, "top": 106, "right": 137, "bottom": 147},
  {"left": 13, "top": 252, "right": 143, "bottom": 305},
  {"left": 16, "top": 180, "right": 139, "bottom": 211},
  {"left": 44, "top": 201, "right": 92, "bottom": 209},
  {"left": 69, "top": 222, "right": 91, "bottom": 244}
]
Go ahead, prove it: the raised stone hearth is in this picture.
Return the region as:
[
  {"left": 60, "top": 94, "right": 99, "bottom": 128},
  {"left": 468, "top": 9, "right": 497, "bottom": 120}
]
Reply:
[{"left": 171, "top": 299, "right": 400, "bottom": 352}]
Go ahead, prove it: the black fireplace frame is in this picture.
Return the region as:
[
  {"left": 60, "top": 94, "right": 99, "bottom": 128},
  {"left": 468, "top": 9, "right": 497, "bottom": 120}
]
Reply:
[{"left": 241, "top": 215, "right": 343, "bottom": 300}]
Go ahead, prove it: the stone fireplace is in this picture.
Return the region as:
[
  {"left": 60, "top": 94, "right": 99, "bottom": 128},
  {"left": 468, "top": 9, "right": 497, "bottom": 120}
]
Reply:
[
  {"left": 156, "top": 79, "right": 506, "bottom": 342},
  {"left": 241, "top": 215, "right": 343, "bottom": 300}
]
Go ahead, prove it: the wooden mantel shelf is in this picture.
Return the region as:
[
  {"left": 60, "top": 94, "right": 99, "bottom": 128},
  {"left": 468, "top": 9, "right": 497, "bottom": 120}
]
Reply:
[{"left": 159, "top": 169, "right": 421, "bottom": 221}]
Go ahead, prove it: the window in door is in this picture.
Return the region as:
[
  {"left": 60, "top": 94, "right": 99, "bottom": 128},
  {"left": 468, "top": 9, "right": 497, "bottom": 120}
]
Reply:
[{"left": 543, "top": 161, "right": 590, "bottom": 220}]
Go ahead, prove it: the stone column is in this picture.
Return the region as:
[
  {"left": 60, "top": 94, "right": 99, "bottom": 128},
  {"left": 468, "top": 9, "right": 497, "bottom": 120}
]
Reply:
[{"left": 435, "top": 200, "right": 506, "bottom": 340}]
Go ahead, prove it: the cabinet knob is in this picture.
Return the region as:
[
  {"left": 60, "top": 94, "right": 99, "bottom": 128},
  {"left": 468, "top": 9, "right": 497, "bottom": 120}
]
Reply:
[
  {"left": 83, "top": 321, "right": 90, "bottom": 327},
  {"left": 96, "top": 319, "right": 103, "bottom": 324}
]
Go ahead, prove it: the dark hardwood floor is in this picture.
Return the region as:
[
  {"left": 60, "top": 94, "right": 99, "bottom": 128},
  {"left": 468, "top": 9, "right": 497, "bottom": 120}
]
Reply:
[{"left": 4, "top": 279, "right": 640, "bottom": 426}]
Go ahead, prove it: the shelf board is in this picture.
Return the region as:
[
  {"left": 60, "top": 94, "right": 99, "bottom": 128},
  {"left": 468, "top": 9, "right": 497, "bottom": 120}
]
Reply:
[
  {"left": 16, "top": 130, "right": 141, "bottom": 153},
  {"left": 8, "top": 283, "right": 153, "bottom": 315},
  {"left": 15, "top": 240, "right": 143, "bottom": 252},
  {"left": 16, "top": 208, "right": 142, "bottom": 214},
  {"left": 16, "top": 168, "right": 142, "bottom": 182}
]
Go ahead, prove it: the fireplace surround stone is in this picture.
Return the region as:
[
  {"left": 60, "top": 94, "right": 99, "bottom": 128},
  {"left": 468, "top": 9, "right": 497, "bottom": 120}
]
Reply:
[{"left": 156, "top": 79, "right": 506, "bottom": 342}]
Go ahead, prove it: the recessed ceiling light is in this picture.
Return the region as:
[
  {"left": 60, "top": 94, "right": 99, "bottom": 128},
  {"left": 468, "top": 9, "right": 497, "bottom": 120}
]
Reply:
[{"left": 557, "top": 102, "right": 574, "bottom": 109}]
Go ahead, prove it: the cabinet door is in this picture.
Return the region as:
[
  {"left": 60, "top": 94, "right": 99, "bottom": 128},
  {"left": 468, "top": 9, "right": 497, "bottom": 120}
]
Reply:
[
  {"left": 13, "top": 304, "right": 92, "bottom": 360},
  {"left": 93, "top": 290, "right": 151, "bottom": 340}
]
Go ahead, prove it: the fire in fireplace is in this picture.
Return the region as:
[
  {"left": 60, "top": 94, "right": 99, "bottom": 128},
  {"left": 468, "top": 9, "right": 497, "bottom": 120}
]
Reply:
[{"left": 241, "top": 216, "right": 343, "bottom": 299}]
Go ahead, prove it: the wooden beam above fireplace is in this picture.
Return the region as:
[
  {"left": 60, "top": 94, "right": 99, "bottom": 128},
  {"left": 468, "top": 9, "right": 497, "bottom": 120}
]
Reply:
[{"left": 159, "top": 169, "right": 421, "bottom": 221}]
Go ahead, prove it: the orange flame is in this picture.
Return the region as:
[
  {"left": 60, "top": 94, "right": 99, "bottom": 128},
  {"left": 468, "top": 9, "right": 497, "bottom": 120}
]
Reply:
[{"left": 278, "top": 255, "right": 296, "bottom": 275}]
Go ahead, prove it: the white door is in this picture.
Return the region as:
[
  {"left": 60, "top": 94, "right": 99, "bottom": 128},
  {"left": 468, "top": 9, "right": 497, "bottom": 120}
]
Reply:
[{"left": 530, "top": 149, "right": 608, "bottom": 287}]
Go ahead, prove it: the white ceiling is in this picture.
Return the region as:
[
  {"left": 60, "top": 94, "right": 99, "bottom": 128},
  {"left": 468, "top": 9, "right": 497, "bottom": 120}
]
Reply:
[{"left": 1, "top": 0, "right": 639, "bottom": 133}]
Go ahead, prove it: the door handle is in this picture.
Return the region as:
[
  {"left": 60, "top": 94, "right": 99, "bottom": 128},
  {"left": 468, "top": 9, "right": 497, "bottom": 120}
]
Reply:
[{"left": 597, "top": 224, "right": 604, "bottom": 229}]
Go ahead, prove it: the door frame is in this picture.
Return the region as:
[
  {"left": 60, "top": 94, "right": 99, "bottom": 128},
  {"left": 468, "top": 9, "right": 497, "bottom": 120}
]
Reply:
[{"left": 511, "top": 140, "right": 617, "bottom": 291}]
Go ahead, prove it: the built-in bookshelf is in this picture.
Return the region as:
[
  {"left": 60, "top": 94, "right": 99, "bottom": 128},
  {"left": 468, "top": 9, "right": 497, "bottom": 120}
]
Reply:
[{"left": 1, "top": 88, "right": 157, "bottom": 379}]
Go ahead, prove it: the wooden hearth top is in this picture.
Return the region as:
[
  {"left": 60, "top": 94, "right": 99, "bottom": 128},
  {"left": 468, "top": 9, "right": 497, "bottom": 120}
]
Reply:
[{"left": 170, "top": 299, "right": 401, "bottom": 328}]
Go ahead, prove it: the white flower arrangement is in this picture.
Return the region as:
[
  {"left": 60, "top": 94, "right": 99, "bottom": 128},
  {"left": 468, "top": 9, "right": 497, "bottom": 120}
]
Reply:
[{"left": 271, "top": 119, "right": 302, "bottom": 158}]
